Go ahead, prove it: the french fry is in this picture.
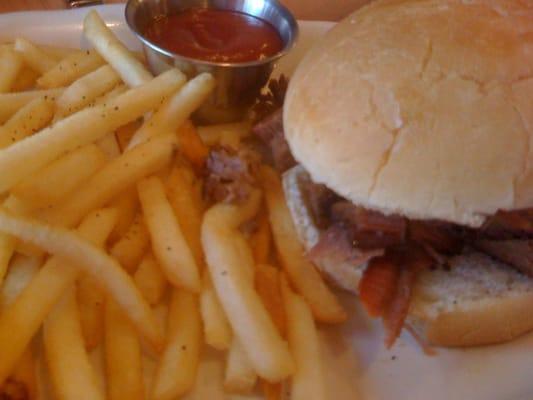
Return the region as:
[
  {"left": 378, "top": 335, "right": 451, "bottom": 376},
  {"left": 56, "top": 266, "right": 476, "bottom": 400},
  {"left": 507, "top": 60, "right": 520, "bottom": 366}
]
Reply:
[
  {"left": 165, "top": 164, "right": 204, "bottom": 268},
  {"left": 251, "top": 209, "right": 272, "bottom": 265},
  {"left": 0, "top": 194, "right": 39, "bottom": 259},
  {"left": 0, "top": 195, "right": 37, "bottom": 270},
  {"left": 197, "top": 121, "right": 251, "bottom": 148},
  {"left": 110, "top": 213, "right": 150, "bottom": 273},
  {"left": 176, "top": 120, "right": 209, "bottom": 170},
  {"left": 151, "top": 289, "right": 201, "bottom": 400},
  {"left": 133, "top": 252, "right": 167, "bottom": 305},
  {"left": 38, "top": 44, "right": 78, "bottom": 60},
  {"left": 92, "top": 84, "right": 128, "bottom": 107},
  {"left": 83, "top": 11, "right": 153, "bottom": 87},
  {"left": 0, "top": 195, "right": 35, "bottom": 264},
  {"left": 0, "top": 254, "right": 41, "bottom": 310},
  {"left": 3, "top": 194, "right": 32, "bottom": 216},
  {"left": 12, "top": 144, "right": 107, "bottom": 209},
  {"left": 55, "top": 65, "right": 121, "bottom": 119},
  {"left": 108, "top": 188, "right": 138, "bottom": 243},
  {"left": 14, "top": 38, "right": 58, "bottom": 74},
  {"left": 256, "top": 264, "right": 287, "bottom": 400},
  {"left": 115, "top": 119, "right": 142, "bottom": 152},
  {"left": 96, "top": 132, "right": 121, "bottom": 160},
  {"left": 10, "top": 67, "right": 41, "bottom": 92},
  {"left": 260, "top": 166, "right": 346, "bottom": 323},
  {"left": 41, "top": 133, "right": 177, "bottom": 228},
  {"left": 0, "top": 97, "right": 55, "bottom": 149},
  {"left": 127, "top": 73, "right": 214, "bottom": 149},
  {"left": 44, "top": 288, "right": 105, "bottom": 400},
  {"left": 281, "top": 276, "right": 326, "bottom": 400},
  {"left": 0, "top": 234, "right": 16, "bottom": 285},
  {"left": 88, "top": 340, "right": 107, "bottom": 397},
  {"left": 201, "top": 192, "right": 294, "bottom": 382},
  {"left": 224, "top": 338, "right": 257, "bottom": 394},
  {"left": 35, "top": 345, "right": 54, "bottom": 400},
  {"left": 0, "top": 208, "right": 117, "bottom": 386},
  {"left": 37, "top": 49, "right": 105, "bottom": 89},
  {"left": 0, "top": 210, "right": 164, "bottom": 367},
  {"left": 262, "top": 380, "right": 285, "bottom": 400},
  {"left": 255, "top": 264, "right": 286, "bottom": 338},
  {"left": 200, "top": 272, "right": 232, "bottom": 350},
  {"left": 0, "top": 50, "right": 23, "bottom": 93},
  {"left": 0, "top": 88, "right": 63, "bottom": 124},
  {"left": 10, "top": 348, "right": 37, "bottom": 400},
  {"left": 138, "top": 176, "right": 201, "bottom": 292},
  {"left": 77, "top": 275, "right": 105, "bottom": 350},
  {"left": 0, "top": 69, "right": 185, "bottom": 193},
  {"left": 104, "top": 299, "right": 144, "bottom": 400}
]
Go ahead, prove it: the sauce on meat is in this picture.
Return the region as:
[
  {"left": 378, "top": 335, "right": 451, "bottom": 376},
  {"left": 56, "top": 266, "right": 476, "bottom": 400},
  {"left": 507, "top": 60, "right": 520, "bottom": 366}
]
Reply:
[{"left": 144, "top": 8, "right": 284, "bottom": 63}]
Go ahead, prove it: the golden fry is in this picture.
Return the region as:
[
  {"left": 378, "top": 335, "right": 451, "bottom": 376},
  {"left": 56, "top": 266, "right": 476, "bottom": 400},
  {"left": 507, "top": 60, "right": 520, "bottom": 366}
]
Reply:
[
  {"left": 37, "top": 49, "right": 105, "bottom": 89},
  {"left": 224, "top": 338, "right": 257, "bottom": 394},
  {"left": 176, "top": 120, "right": 209, "bottom": 170},
  {"left": 44, "top": 288, "right": 105, "bottom": 400},
  {"left": 83, "top": 11, "right": 153, "bottom": 87},
  {"left": 151, "top": 289, "right": 202, "bottom": 400},
  {"left": 77, "top": 276, "right": 105, "bottom": 350},
  {"left": 105, "top": 299, "right": 144, "bottom": 400},
  {"left": 281, "top": 276, "right": 327, "bottom": 400},
  {"left": 0, "top": 69, "right": 184, "bottom": 193},
  {"left": 0, "top": 97, "right": 54, "bottom": 149},
  {"left": 0, "top": 208, "right": 117, "bottom": 386},
  {"left": 55, "top": 65, "right": 121, "bottom": 119},
  {"left": 201, "top": 192, "right": 294, "bottom": 382},
  {"left": 133, "top": 252, "right": 167, "bottom": 306},
  {"left": 250, "top": 209, "right": 272, "bottom": 265},
  {"left": 12, "top": 144, "right": 107, "bottom": 209},
  {"left": 261, "top": 165, "right": 346, "bottom": 323},
  {"left": 126, "top": 73, "right": 213, "bottom": 149},
  {"left": 41, "top": 133, "right": 177, "bottom": 227},
  {"left": 0, "top": 210, "right": 164, "bottom": 355},
  {"left": 14, "top": 38, "right": 57, "bottom": 74},
  {"left": 165, "top": 164, "right": 205, "bottom": 268},
  {"left": 110, "top": 213, "right": 150, "bottom": 273},
  {"left": 200, "top": 271, "right": 232, "bottom": 351},
  {"left": 0, "top": 50, "right": 23, "bottom": 93},
  {"left": 107, "top": 188, "right": 138, "bottom": 243},
  {"left": 0, "top": 88, "right": 63, "bottom": 124},
  {"left": 138, "top": 176, "right": 201, "bottom": 292}
]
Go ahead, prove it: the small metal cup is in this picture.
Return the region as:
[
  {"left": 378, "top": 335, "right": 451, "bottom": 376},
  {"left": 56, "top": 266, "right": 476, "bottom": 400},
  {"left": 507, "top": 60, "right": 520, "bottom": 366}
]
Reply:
[{"left": 125, "top": 0, "right": 298, "bottom": 123}]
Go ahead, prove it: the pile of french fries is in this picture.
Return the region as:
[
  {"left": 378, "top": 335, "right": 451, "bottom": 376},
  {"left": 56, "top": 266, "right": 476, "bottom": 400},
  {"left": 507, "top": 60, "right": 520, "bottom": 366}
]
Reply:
[{"left": 0, "top": 9, "right": 346, "bottom": 400}]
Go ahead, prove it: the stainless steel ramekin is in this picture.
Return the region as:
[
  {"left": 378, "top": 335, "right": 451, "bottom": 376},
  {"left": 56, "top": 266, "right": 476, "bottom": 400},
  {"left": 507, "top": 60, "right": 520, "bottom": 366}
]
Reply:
[{"left": 125, "top": 0, "right": 298, "bottom": 123}]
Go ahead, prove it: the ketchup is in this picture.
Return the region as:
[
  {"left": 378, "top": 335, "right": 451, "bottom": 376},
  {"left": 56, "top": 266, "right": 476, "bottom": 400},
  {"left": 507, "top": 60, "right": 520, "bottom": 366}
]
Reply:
[{"left": 144, "top": 8, "right": 284, "bottom": 63}]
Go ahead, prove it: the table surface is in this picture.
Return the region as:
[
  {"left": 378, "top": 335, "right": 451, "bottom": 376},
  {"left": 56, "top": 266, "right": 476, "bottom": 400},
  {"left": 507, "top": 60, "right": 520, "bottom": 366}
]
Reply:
[
  {"left": 0, "top": 0, "right": 370, "bottom": 20},
  {"left": 0, "top": 0, "right": 122, "bottom": 13}
]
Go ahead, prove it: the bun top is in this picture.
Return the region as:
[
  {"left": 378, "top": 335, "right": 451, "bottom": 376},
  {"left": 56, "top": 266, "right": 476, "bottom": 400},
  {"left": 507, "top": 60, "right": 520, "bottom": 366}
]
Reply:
[{"left": 284, "top": 0, "right": 533, "bottom": 227}]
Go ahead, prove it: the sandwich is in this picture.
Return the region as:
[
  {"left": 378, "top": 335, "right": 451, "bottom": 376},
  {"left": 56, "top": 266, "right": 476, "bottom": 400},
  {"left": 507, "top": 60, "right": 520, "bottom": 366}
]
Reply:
[{"left": 253, "top": 0, "right": 533, "bottom": 347}]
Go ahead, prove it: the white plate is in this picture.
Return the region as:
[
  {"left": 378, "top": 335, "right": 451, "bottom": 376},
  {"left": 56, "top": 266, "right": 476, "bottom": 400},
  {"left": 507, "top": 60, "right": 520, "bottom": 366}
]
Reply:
[{"left": 1, "top": 5, "right": 532, "bottom": 400}]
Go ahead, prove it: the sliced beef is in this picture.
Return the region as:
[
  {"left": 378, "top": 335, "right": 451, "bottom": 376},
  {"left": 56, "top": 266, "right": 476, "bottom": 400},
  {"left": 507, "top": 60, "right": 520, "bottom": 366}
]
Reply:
[
  {"left": 300, "top": 178, "right": 339, "bottom": 229},
  {"left": 252, "top": 108, "right": 296, "bottom": 172},
  {"left": 474, "top": 239, "right": 533, "bottom": 276},
  {"left": 359, "top": 255, "right": 401, "bottom": 318},
  {"left": 307, "top": 223, "right": 384, "bottom": 267},
  {"left": 330, "top": 201, "right": 406, "bottom": 249},
  {"left": 251, "top": 75, "right": 289, "bottom": 122},
  {"left": 359, "top": 247, "right": 432, "bottom": 347},
  {"left": 383, "top": 248, "right": 433, "bottom": 348},
  {"left": 204, "top": 145, "right": 257, "bottom": 204},
  {"left": 408, "top": 220, "right": 464, "bottom": 255},
  {"left": 481, "top": 209, "right": 533, "bottom": 239}
]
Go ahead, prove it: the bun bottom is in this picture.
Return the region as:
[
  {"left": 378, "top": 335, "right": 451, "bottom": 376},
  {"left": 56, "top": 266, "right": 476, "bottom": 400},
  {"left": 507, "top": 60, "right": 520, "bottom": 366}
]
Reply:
[{"left": 283, "top": 166, "right": 533, "bottom": 347}]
